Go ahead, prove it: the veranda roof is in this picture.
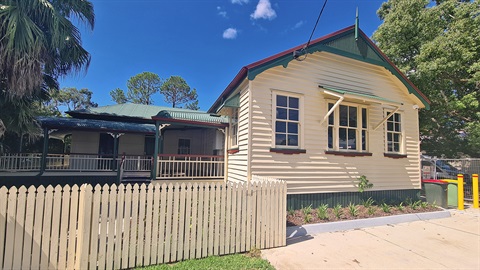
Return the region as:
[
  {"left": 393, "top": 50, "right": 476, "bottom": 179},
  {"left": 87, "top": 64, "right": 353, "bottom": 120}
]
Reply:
[{"left": 37, "top": 117, "right": 156, "bottom": 134}]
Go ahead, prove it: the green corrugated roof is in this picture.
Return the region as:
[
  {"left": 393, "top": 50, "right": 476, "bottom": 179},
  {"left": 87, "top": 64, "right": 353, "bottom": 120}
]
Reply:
[
  {"left": 155, "top": 110, "right": 228, "bottom": 125},
  {"left": 320, "top": 85, "right": 403, "bottom": 105},
  {"left": 69, "top": 103, "right": 198, "bottom": 119},
  {"left": 68, "top": 103, "right": 228, "bottom": 126},
  {"left": 37, "top": 116, "right": 156, "bottom": 134}
]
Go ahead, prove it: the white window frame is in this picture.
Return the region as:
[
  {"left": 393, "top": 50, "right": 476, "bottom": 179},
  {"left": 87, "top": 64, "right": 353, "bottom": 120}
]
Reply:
[
  {"left": 327, "top": 100, "right": 369, "bottom": 152},
  {"left": 385, "top": 110, "right": 404, "bottom": 154},
  {"left": 272, "top": 90, "right": 303, "bottom": 149},
  {"left": 230, "top": 107, "right": 239, "bottom": 148}
]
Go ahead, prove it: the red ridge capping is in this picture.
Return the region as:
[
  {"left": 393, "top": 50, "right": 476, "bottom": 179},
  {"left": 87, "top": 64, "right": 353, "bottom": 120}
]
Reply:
[{"left": 422, "top": 179, "right": 448, "bottom": 183}]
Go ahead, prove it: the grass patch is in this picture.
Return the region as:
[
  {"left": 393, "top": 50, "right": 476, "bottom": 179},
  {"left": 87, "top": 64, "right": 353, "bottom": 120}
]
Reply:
[{"left": 136, "top": 253, "right": 274, "bottom": 270}]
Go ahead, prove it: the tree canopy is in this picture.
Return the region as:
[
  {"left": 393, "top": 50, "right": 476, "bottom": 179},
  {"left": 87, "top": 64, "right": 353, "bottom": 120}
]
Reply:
[
  {"left": 109, "top": 72, "right": 162, "bottom": 105},
  {"left": 373, "top": 0, "right": 480, "bottom": 157},
  {"left": 0, "top": 0, "right": 94, "bottom": 138},
  {"left": 160, "top": 76, "right": 199, "bottom": 109}
]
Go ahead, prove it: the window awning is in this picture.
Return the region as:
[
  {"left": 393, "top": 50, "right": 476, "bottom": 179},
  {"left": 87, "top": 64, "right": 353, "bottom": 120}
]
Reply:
[
  {"left": 319, "top": 85, "right": 403, "bottom": 129},
  {"left": 216, "top": 93, "right": 240, "bottom": 113},
  {"left": 319, "top": 85, "right": 403, "bottom": 106}
]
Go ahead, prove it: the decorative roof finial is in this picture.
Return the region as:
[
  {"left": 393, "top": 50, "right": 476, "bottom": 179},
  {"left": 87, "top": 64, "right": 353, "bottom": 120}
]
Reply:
[{"left": 355, "top": 7, "right": 359, "bottom": 41}]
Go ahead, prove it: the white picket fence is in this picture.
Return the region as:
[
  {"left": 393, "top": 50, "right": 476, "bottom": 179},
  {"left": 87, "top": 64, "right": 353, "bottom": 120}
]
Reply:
[{"left": 0, "top": 179, "right": 286, "bottom": 270}]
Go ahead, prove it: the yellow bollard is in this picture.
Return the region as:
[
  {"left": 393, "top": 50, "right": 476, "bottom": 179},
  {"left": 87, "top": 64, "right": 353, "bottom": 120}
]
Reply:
[
  {"left": 473, "top": 174, "right": 479, "bottom": 209},
  {"left": 457, "top": 174, "right": 464, "bottom": 210}
]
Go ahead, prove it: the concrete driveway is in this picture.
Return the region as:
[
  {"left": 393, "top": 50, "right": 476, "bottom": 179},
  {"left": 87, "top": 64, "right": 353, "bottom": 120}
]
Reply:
[{"left": 262, "top": 207, "right": 480, "bottom": 269}]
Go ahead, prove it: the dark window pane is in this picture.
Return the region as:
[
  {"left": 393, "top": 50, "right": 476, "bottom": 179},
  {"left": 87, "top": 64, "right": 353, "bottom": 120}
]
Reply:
[
  {"left": 339, "top": 128, "right": 347, "bottom": 149},
  {"left": 339, "top": 105, "right": 348, "bottom": 126},
  {"left": 394, "top": 133, "right": 400, "bottom": 143},
  {"left": 289, "top": 97, "right": 299, "bottom": 109},
  {"left": 289, "top": 109, "right": 299, "bottom": 121},
  {"left": 328, "top": 126, "right": 333, "bottom": 149},
  {"left": 362, "top": 108, "right": 367, "bottom": 128},
  {"left": 276, "top": 121, "right": 286, "bottom": 133},
  {"left": 394, "top": 143, "right": 400, "bottom": 152},
  {"left": 288, "top": 122, "right": 298, "bottom": 134},
  {"left": 388, "top": 113, "right": 394, "bottom": 121},
  {"left": 277, "top": 95, "right": 287, "bottom": 107},
  {"left": 349, "top": 107, "right": 357, "bottom": 127},
  {"left": 276, "top": 134, "right": 286, "bottom": 146},
  {"left": 348, "top": 129, "right": 356, "bottom": 150},
  {"left": 277, "top": 108, "right": 287, "bottom": 119},
  {"left": 394, "top": 113, "right": 400, "bottom": 122},
  {"left": 328, "top": 103, "right": 334, "bottom": 125},
  {"left": 387, "top": 133, "right": 393, "bottom": 142},
  {"left": 388, "top": 143, "right": 393, "bottom": 152},
  {"left": 362, "top": 130, "right": 366, "bottom": 151},
  {"left": 288, "top": 135, "right": 298, "bottom": 146},
  {"left": 395, "top": 123, "right": 401, "bottom": 132},
  {"left": 387, "top": 122, "right": 393, "bottom": 131}
]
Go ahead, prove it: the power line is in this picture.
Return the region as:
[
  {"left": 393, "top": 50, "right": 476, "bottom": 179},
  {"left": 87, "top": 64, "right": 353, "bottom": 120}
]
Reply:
[{"left": 293, "top": 0, "right": 329, "bottom": 61}]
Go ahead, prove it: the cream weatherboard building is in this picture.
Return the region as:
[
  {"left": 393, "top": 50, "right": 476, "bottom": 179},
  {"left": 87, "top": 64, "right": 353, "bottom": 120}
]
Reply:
[{"left": 209, "top": 25, "right": 430, "bottom": 208}]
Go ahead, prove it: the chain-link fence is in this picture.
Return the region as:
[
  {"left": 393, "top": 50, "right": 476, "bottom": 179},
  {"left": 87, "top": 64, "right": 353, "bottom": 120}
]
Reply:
[{"left": 421, "top": 157, "right": 479, "bottom": 201}]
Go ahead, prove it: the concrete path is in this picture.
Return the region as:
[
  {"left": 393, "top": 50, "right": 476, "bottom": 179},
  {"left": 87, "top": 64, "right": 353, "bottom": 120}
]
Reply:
[{"left": 262, "top": 207, "right": 480, "bottom": 269}]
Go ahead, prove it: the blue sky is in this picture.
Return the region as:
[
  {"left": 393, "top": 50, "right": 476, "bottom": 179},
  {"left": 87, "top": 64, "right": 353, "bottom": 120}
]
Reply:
[{"left": 60, "top": 0, "right": 386, "bottom": 111}]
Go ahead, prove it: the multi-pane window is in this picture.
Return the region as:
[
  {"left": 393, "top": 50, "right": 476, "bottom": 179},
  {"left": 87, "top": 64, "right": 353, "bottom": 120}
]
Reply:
[
  {"left": 275, "top": 95, "right": 300, "bottom": 147},
  {"left": 230, "top": 108, "right": 239, "bottom": 147},
  {"left": 386, "top": 112, "right": 402, "bottom": 153},
  {"left": 177, "top": 138, "right": 191, "bottom": 155},
  {"left": 328, "top": 103, "right": 368, "bottom": 151}
]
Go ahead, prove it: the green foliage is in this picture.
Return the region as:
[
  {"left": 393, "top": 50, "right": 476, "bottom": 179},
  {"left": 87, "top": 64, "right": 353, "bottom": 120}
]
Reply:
[
  {"left": 362, "top": 197, "right": 375, "bottom": 208},
  {"left": 317, "top": 204, "right": 329, "bottom": 220},
  {"left": 367, "top": 206, "right": 376, "bottom": 215},
  {"left": 287, "top": 207, "right": 295, "bottom": 216},
  {"left": 136, "top": 254, "right": 274, "bottom": 270},
  {"left": 333, "top": 204, "right": 342, "bottom": 219},
  {"left": 301, "top": 204, "right": 313, "bottom": 216},
  {"left": 303, "top": 214, "right": 313, "bottom": 223},
  {"left": 46, "top": 87, "right": 98, "bottom": 114},
  {"left": 0, "top": 0, "right": 94, "bottom": 137},
  {"left": 347, "top": 202, "right": 359, "bottom": 217},
  {"left": 397, "top": 202, "right": 405, "bottom": 212},
  {"left": 128, "top": 72, "right": 163, "bottom": 105},
  {"left": 357, "top": 175, "right": 373, "bottom": 193},
  {"left": 160, "top": 76, "right": 199, "bottom": 109},
  {"left": 373, "top": 0, "right": 480, "bottom": 157},
  {"left": 109, "top": 88, "right": 128, "bottom": 104},
  {"left": 381, "top": 203, "right": 391, "bottom": 213}
]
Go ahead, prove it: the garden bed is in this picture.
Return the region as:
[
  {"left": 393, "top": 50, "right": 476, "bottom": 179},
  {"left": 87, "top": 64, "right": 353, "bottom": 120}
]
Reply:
[{"left": 287, "top": 200, "right": 442, "bottom": 226}]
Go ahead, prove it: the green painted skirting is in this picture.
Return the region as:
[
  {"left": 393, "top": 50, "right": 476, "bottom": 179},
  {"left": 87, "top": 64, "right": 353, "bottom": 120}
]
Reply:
[{"left": 287, "top": 189, "right": 421, "bottom": 210}]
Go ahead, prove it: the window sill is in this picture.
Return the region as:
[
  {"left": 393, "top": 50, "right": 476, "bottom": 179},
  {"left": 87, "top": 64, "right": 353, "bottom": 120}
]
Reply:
[
  {"left": 384, "top": 153, "right": 407, "bottom": 159},
  {"left": 325, "top": 151, "right": 372, "bottom": 157},
  {"left": 227, "top": 148, "right": 239, "bottom": 154},
  {"left": 270, "top": 148, "right": 307, "bottom": 154}
]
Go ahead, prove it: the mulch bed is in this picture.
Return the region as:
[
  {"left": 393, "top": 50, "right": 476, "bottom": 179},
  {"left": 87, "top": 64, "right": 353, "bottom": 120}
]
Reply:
[{"left": 287, "top": 204, "right": 442, "bottom": 226}]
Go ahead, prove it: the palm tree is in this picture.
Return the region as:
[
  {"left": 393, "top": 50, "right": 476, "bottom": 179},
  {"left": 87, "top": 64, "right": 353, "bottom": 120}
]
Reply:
[
  {"left": 0, "top": 0, "right": 94, "bottom": 138},
  {"left": 0, "top": 0, "right": 95, "bottom": 99}
]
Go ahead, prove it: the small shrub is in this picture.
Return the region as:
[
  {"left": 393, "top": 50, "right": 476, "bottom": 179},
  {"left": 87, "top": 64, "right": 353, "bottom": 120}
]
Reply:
[
  {"left": 301, "top": 204, "right": 313, "bottom": 216},
  {"left": 333, "top": 204, "right": 343, "bottom": 219},
  {"left": 381, "top": 202, "right": 391, "bottom": 213},
  {"left": 304, "top": 214, "right": 313, "bottom": 223},
  {"left": 362, "top": 197, "right": 375, "bottom": 208},
  {"left": 397, "top": 202, "right": 405, "bottom": 212},
  {"left": 317, "top": 204, "right": 329, "bottom": 220},
  {"left": 357, "top": 175, "right": 373, "bottom": 192},
  {"left": 409, "top": 200, "right": 421, "bottom": 210},
  {"left": 287, "top": 207, "right": 295, "bottom": 216},
  {"left": 348, "top": 202, "right": 359, "bottom": 217},
  {"left": 367, "top": 206, "right": 376, "bottom": 215},
  {"left": 420, "top": 201, "right": 429, "bottom": 209}
]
